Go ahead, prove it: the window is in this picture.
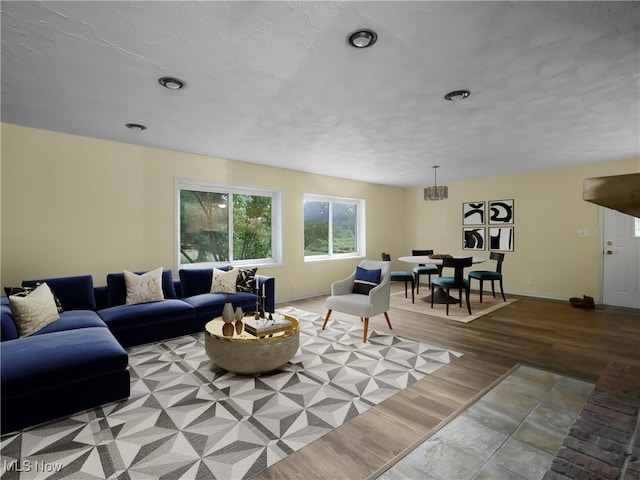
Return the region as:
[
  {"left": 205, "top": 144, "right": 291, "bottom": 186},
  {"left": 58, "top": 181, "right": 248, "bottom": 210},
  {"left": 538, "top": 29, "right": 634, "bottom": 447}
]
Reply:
[
  {"left": 635, "top": 217, "right": 640, "bottom": 238},
  {"left": 303, "top": 194, "right": 365, "bottom": 261},
  {"left": 177, "top": 179, "right": 281, "bottom": 268}
]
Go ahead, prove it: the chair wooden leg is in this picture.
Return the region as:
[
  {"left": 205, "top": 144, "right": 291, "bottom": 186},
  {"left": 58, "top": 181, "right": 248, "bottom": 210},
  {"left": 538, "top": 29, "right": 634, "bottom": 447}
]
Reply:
[
  {"left": 362, "top": 318, "right": 369, "bottom": 343},
  {"left": 478, "top": 279, "right": 484, "bottom": 303},
  {"left": 404, "top": 280, "right": 408, "bottom": 298},
  {"left": 445, "top": 288, "right": 450, "bottom": 315},
  {"left": 465, "top": 288, "right": 472, "bottom": 314},
  {"left": 430, "top": 283, "right": 435, "bottom": 308},
  {"left": 491, "top": 280, "right": 496, "bottom": 298},
  {"left": 384, "top": 311, "right": 392, "bottom": 330},
  {"left": 458, "top": 288, "right": 463, "bottom": 307},
  {"left": 410, "top": 279, "right": 415, "bottom": 303},
  {"left": 323, "top": 309, "right": 332, "bottom": 329},
  {"left": 499, "top": 279, "right": 506, "bottom": 301},
  {"left": 415, "top": 273, "right": 420, "bottom": 294}
]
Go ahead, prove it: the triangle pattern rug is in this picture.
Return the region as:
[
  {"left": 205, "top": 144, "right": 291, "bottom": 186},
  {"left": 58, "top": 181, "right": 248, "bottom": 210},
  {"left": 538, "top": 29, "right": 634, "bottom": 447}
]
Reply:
[
  {"left": 391, "top": 289, "right": 517, "bottom": 323},
  {"left": 0, "top": 307, "right": 462, "bottom": 480}
]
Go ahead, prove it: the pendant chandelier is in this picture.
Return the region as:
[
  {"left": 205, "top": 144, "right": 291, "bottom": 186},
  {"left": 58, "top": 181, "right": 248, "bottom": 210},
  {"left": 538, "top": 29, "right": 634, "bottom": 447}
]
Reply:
[{"left": 424, "top": 166, "right": 448, "bottom": 201}]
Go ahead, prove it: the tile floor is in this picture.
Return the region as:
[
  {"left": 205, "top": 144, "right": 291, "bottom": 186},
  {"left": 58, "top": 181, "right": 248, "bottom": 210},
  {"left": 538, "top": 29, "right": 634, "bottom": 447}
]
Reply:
[{"left": 377, "top": 365, "right": 595, "bottom": 480}]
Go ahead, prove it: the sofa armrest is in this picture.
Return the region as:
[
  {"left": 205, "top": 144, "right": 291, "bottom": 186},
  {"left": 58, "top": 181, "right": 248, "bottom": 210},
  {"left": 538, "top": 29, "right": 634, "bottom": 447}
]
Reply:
[{"left": 332, "top": 273, "right": 356, "bottom": 296}]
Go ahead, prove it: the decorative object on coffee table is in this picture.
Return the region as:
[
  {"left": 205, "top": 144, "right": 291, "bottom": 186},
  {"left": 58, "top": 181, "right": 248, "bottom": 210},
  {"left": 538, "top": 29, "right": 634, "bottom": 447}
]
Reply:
[
  {"left": 222, "top": 301, "right": 234, "bottom": 323},
  {"left": 234, "top": 306, "right": 243, "bottom": 321},
  {"left": 244, "top": 316, "right": 292, "bottom": 337}
]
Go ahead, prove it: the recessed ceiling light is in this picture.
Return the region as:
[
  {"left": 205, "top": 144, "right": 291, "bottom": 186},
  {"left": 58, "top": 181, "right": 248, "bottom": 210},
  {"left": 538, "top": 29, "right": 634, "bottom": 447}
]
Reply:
[
  {"left": 444, "top": 90, "right": 471, "bottom": 101},
  {"left": 158, "top": 76, "right": 186, "bottom": 90},
  {"left": 126, "top": 123, "right": 147, "bottom": 131},
  {"left": 347, "top": 29, "right": 377, "bottom": 48}
]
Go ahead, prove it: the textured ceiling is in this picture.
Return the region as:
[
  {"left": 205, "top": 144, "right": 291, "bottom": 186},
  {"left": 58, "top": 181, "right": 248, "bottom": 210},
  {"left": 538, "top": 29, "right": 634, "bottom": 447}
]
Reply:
[{"left": 2, "top": 1, "right": 639, "bottom": 187}]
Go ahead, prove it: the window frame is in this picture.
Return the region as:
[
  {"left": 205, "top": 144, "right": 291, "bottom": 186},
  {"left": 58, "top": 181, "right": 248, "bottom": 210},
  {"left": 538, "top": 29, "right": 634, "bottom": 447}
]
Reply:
[
  {"left": 303, "top": 193, "right": 366, "bottom": 262},
  {"left": 176, "top": 178, "right": 282, "bottom": 270}
]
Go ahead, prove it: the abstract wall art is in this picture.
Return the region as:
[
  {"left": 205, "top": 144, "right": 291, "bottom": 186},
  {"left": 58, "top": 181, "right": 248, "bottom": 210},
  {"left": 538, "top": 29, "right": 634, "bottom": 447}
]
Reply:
[
  {"left": 463, "top": 201, "right": 485, "bottom": 225},
  {"left": 489, "top": 227, "right": 514, "bottom": 251},
  {"left": 489, "top": 199, "right": 514, "bottom": 224},
  {"left": 463, "top": 227, "right": 485, "bottom": 250}
]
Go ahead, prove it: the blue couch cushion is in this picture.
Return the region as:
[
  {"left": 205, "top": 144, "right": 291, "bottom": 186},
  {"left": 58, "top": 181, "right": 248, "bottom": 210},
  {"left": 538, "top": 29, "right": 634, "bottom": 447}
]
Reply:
[
  {"left": 98, "top": 299, "right": 194, "bottom": 328},
  {"left": 0, "top": 327, "right": 128, "bottom": 399},
  {"left": 106, "top": 269, "right": 177, "bottom": 307},
  {"left": 1, "top": 298, "right": 18, "bottom": 341},
  {"left": 32, "top": 310, "right": 107, "bottom": 335},
  {"left": 179, "top": 268, "right": 213, "bottom": 297},
  {"left": 22, "top": 275, "right": 96, "bottom": 311},
  {"left": 182, "top": 291, "right": 258, "bottom": 321},
  {"left": 179, "top": 267, "right": 235, "bottom": 298}
]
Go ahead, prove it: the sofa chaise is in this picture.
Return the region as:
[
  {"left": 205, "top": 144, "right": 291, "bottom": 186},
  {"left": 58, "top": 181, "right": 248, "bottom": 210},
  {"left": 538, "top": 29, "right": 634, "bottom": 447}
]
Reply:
[{"left": 1, "top": 267, "right": 275, "bottom": 434}]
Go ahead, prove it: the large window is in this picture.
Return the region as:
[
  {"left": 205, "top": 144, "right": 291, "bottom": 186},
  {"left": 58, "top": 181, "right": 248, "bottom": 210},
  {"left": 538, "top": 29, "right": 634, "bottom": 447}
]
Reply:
[
  {"left": 303, "top": 194, "right": 365, "bottom": 261},
  {"left": 177, "top": 179, "right": 281, "bottom": 268}
]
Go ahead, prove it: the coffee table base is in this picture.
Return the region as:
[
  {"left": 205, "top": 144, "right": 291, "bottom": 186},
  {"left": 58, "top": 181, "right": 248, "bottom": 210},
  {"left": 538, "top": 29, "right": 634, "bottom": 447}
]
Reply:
[{"left": 205, "top": 333, "right": 299, "bottom": 375}]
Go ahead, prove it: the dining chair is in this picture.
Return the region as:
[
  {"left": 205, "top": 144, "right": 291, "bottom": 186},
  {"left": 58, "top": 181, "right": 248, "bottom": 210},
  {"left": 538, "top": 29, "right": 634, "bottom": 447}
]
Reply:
[
  {"left": 412, "top": 249, "right": 439, "bottom": 294},
  {"left": 324, "top": 260, "right": 392, "bottom": 343},
  {"left": 468, "top": 252, "right": 506, "bottom": 302},
  {"left": 430, "top": 257, "right": 473, "bottom": 315},
  {"left": 382, "top": 252, "right": 414, "bottom": 303}
]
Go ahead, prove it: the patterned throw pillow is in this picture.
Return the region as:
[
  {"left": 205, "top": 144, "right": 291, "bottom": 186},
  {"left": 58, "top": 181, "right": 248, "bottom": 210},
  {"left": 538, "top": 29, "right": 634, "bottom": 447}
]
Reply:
[
  {"left": 5, "top": 283, "right": 64, "bottom": 313},
  {"left": 236, "top": 268, "right": 258, "bottom": 292},
  {"left": 123, "top": 267, "right": 165, "bottom": 305},
  {"left": 352, "top": 266, "right": 382, "bottom": 295},
  {"left": 211, "top": 267, "right": 239, "bottom": 294},
  {"left": 8, "top": 282, "right": 61, "bottom": 337}
]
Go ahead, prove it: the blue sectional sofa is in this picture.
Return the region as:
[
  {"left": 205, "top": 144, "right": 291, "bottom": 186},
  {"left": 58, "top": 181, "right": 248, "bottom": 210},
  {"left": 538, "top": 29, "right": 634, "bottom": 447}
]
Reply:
[{"left": 1, "top": 268, "right": 275, "bottom": 434}]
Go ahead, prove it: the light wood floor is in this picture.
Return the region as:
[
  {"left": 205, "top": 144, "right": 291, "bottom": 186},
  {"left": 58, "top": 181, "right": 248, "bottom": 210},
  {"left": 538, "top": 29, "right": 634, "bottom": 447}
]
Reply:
[{"left": 253, "top": 286, "right": 640, "bottom": 480}]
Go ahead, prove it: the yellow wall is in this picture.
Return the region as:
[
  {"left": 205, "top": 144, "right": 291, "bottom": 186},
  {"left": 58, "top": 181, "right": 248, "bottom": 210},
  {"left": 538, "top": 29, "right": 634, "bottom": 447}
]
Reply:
[
  {"left": 2, "top": 123, "right": 638, "bottom": 302},
  {"left": 406, "top": 157, "right": 639, "bottom": 299},
  {"left": 1, "top": 124, "right": 406, "bottom": 300}
]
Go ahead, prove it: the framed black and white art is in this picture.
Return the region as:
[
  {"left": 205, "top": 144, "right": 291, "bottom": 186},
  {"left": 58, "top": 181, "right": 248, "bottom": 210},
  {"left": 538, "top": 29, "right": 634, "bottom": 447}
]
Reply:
[
  {"left": 489, "top": 227, "right": 514, "bottom": 251},
  {"left": 463, "top": 227, "right": 485, "bottom": 251},
  {"left": 462, "top": 201, "right": 485, "bottom": 225},
  {"left": 489, "top": 199, "right": 514, "bottom": 224}
]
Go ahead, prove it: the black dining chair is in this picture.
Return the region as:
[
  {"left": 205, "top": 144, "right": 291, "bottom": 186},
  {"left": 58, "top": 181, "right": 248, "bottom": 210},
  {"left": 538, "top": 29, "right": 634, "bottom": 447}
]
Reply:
[
  {"left": 468, "top": 252, "right": 506, "bottom": 303},
  {"left": 382, "top": 252, "right": 414, "bottom": 303},
  {"left": 430, "top": 257, "right": 473, "bottom": 315},
  {"left": 412, "top": 249, "right": 439, "bottom": 294}
]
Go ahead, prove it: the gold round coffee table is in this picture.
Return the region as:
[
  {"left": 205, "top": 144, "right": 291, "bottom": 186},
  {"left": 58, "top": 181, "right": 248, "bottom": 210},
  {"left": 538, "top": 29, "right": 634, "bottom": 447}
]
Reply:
[{"left": 204, "top": 313, "right": 299, "bottom": 375}]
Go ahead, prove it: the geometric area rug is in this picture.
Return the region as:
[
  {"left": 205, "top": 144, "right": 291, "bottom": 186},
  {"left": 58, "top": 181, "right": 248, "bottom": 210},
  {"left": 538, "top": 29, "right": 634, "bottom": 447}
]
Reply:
[{"left": 0, "top": 307, "right": 462, "bottom": 480}]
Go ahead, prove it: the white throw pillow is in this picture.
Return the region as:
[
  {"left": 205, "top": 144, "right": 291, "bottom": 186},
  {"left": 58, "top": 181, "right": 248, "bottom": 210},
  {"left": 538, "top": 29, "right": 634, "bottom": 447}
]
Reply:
[
  {"left": 211, "top": 268, "right": 239, "bottom": 294},
  {"left": 9, "top": 282, "right": 60, "bottom": 337},
  {"left": 124, "top": 267, "right": 165, "bottom": 305}
]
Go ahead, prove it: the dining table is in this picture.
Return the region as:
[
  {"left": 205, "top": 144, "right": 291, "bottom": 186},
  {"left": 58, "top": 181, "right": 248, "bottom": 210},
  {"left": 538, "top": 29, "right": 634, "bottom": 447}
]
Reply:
[{"left": 398, "top": 255, "right": 486, "bottom": 304}]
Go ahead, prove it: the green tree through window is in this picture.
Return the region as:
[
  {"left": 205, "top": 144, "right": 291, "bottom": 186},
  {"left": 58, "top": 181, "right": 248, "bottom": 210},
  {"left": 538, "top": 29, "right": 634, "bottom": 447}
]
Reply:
[
  {"left": 178, "top": 181, "right": 279, "bottom": 267},
  {"left": 304, "top": 194, "right": 364, "bottom": 260}
]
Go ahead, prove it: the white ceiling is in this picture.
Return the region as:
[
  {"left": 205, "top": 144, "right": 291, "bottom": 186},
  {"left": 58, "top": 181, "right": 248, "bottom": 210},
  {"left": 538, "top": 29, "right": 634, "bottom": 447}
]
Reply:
[{"left": 2, "top": 1, "right": 639, "bottom": 187}]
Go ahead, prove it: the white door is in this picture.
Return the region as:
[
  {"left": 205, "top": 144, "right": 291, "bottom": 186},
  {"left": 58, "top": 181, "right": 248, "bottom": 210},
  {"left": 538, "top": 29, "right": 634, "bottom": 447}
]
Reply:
[{"left": 602, "top": 208, "right": 640, "bottom": 308}]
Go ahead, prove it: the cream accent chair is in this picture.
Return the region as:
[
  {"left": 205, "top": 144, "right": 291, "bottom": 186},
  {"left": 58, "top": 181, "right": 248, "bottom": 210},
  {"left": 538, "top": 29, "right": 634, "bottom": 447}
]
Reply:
[{"left": 323, "top": 260, "right": 392, "bottom": 343}]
